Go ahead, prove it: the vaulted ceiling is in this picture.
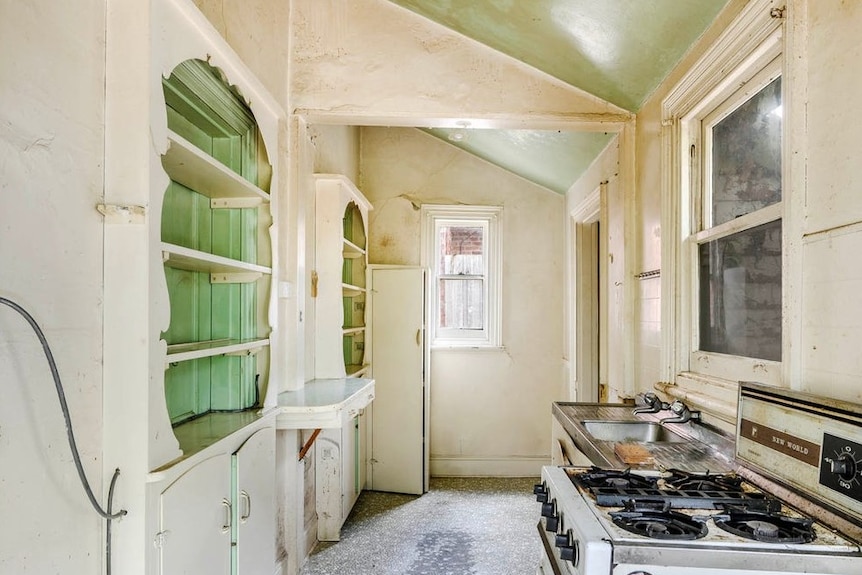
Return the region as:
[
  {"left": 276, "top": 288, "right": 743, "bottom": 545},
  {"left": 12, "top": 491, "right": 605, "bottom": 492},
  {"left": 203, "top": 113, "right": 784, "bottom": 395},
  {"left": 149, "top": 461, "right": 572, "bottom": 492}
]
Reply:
[{"left": 386, "top": 0, "right": 730, "bottom": 194}]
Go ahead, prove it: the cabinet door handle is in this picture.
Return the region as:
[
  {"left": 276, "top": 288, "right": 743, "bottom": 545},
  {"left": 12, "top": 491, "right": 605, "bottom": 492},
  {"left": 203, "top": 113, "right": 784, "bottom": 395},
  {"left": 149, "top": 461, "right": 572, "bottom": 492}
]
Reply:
[
  {"left": 240, "top": 490, "right": 251, "bottom": 523},
  {"left": 221, "top": 498, "right": 232, "bottom": 533}
]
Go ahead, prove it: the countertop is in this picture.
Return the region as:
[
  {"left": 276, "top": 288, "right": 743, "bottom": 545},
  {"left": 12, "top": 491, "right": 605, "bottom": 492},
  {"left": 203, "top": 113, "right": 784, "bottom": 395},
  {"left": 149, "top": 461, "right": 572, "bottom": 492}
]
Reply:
[
  {"left": 276, "top": 377, "right": 375, "bottom": 429},
  {"left": 553, "top": 401, "right": 737, "bottom": 472}
]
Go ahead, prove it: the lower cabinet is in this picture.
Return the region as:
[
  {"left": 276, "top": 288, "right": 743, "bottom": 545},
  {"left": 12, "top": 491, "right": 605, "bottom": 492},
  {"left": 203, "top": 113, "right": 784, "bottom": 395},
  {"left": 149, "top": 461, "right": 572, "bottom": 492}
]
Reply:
[
  {"left": 315, "top": 411, "right": 365, "bottom": 541},
  {"left": 159, "top": 426, "right": 275, "bottom": 575}
]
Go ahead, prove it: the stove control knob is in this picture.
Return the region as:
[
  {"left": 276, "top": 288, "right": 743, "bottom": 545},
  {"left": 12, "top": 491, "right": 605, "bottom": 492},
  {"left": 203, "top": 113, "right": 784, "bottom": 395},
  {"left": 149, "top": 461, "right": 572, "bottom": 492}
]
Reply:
[
  {"left": 559, "top": 535, "right": 579, "bottom": 565},
  {"left": 533, "top": 483, "right": 548, "bottom": 503},
  {"left": 554, "top": 532, "right": 570, "bottom": 548},
  {"left": 544, "top": 514, "right": 559, "bottom": 532},
  {"left": 830, "top": 453, "right": 858, "bottom": 480},
  {"left": 540, "top": 500, "right": 556, "bottom": 518}
]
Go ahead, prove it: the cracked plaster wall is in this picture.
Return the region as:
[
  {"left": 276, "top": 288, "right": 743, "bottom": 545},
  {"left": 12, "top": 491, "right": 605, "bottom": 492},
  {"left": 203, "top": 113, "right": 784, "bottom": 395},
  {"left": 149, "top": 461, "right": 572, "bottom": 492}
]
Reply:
[{"left": 290, "top": 0, "right": 627, "bottom": 121}]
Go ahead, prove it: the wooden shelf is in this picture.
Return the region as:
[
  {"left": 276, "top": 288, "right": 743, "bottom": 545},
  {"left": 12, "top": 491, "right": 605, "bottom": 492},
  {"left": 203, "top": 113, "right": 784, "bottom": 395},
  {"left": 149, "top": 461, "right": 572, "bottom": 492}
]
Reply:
[
  {"left": 162, "top": 242, "right": 271, "bottom": 279},
  {"left": 342, "top": 283, "right": 366, "bottom": 297},
  {"left": 166, "top": 338, "right": 270, "bottom": 364},
  {"left": 342, "top": 326, "right": 365, "bottom": 335},
  {"left": 343, "top": 238, "right": 366, "bottom": 259},
  {"left": 162, "top": 131, "right": 270, "bottom": 203}
]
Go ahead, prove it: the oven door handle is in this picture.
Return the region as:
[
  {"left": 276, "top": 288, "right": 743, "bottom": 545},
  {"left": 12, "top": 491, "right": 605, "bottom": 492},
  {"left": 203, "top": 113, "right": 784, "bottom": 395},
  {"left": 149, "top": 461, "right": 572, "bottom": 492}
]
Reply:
[{"left": 537, "top": 521, "right": 564, "bottom": 575}]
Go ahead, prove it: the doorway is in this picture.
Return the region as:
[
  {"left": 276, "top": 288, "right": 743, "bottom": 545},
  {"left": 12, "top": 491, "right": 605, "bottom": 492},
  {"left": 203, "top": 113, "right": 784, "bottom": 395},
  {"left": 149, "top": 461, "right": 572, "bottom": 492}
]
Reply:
[{"left": 571, "top": 185, "right": 603, "bottom": 403}]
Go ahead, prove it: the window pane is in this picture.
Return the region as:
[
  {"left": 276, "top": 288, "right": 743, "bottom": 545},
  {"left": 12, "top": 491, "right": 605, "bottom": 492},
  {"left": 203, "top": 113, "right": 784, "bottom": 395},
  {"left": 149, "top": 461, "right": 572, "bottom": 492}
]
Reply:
[
  {"left": 439, "top": 278, "right": 484, "bottom": 330},
  {"left": 698, "top": 220, "right": 781, "bottom": 361},
  {"left": 438, "top": 225, "right": 484, "bottom": 275},
  {"left": 711, "top": 77, "right": 782, "bottom": 226}
]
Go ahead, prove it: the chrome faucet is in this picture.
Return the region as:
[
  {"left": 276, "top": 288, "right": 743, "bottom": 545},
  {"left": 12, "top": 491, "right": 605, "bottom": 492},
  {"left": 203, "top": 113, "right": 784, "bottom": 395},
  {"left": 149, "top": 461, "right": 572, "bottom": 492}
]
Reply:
[
  {"left": 631, "top": 392, "right": 668, "bottom": 415},
  {"left": 659, "top": 399, "right": 701, "bottom": 425}
]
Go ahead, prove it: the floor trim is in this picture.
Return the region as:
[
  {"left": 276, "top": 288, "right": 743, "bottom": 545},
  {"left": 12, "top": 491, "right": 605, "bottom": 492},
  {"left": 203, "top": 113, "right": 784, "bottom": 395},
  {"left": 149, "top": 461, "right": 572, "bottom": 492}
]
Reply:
[{"left": 430, "top": 456, "right": 547, "bottom": 477}]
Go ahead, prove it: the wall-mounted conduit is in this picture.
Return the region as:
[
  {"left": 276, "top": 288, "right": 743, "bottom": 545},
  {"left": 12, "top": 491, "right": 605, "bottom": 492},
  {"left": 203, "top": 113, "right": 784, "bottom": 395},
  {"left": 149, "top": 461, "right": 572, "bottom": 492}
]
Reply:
[{"left": 0, "top": 296, "right": 127, "bottom": 574}]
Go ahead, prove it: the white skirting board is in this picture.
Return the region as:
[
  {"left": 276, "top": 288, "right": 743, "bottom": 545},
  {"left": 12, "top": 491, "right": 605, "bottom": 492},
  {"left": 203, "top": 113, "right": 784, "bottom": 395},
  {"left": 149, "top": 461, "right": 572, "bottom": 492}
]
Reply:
[{"left": 430, "top": 456, "right": 548, "bottom": 477}]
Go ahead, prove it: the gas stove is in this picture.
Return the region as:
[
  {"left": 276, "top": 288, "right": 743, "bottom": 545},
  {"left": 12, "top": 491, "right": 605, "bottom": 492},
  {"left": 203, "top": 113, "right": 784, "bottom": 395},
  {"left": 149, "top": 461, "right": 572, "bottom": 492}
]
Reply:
[{"left": 535, "top": 383, "right": 862, "bottom": 575}]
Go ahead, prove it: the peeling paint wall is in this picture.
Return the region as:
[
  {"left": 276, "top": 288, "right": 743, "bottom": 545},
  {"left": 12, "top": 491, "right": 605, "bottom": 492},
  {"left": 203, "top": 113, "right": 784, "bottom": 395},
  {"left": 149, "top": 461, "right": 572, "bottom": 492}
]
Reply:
[
  {"left": 0, "top": 0, "right": 106, "bottom": 572},
  {"left": 192, "top": 0, "right": 290, "bottom": 105},
  {"left": 800, "top": 0, "right": 862, "bottom": 402},
  {"left": 361, "top": 127, "right": 566, "bottom": 475},
  {"left": 290, "top": 0, "right": 627, "bottom": 121}
]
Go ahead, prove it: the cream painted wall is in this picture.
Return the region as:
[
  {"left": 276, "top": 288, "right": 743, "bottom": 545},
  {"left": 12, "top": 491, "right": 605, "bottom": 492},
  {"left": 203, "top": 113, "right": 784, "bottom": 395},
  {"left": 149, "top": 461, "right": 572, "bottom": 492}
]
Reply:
[
  {"left": 360, "top": 127, "right": 566, "bottom": 475},
  {"left": 0, "top": 1, "right": 106, "bottom": 572},
  {"left": 192, "top": 0, "right": 290, "bottom": 105},
  {"left": 800, "top": 0, "right": 862, "bottom": 403},
  {"left": 290, "top": 0, "right": 629, "bottom": 125},
  {"left": 630, "top": 0, "right": 862, "bottom": 411}
]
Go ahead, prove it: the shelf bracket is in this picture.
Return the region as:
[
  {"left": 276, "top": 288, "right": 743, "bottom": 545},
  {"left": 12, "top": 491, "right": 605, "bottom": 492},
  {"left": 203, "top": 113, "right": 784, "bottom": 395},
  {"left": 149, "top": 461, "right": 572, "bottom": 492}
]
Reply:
[
  {"left": 210, "top": 197, "right": 263, "bottom": 209},
  {"left": 96, "top": 203, "right": 146, "bottom": 224},
  {"left": 224, "top": 347, "right": 262, "bottom": 357},
  {"left": 210, "top": 272, "right": 263, "bottom": 284}
]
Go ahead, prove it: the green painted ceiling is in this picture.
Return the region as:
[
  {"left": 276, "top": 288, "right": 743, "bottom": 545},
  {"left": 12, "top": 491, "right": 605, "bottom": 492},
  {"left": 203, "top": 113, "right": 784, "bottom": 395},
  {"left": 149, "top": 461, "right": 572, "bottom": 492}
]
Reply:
[
  {"left": 385, "top": 0, "right": 730, "bottom": 193},
  {"left": 389, "top": 0, "right": 729, "bottom": 112},
  {"left": 423, "top": 128, "right": 615, "bottom": 195}
]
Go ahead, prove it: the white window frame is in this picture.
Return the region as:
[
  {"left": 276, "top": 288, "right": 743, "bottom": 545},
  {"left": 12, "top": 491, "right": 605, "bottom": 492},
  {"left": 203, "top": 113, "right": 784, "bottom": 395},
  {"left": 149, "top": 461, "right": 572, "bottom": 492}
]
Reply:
[
  {"left": 421, "top": 205, "right": 502, "bottom": 348},
  {"left": 661, "top": 0, "right": 787, "bottom": 388}
]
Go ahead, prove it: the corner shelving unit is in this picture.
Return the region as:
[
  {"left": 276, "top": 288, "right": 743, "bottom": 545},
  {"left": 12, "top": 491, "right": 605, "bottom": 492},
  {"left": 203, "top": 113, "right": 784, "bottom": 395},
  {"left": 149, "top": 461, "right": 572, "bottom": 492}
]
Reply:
[
  {"left": 304, "top": 173, "right": 374, "bottom": 542},
  {"left": 314, "top": 174, "right": 372, "bottom": 379}
]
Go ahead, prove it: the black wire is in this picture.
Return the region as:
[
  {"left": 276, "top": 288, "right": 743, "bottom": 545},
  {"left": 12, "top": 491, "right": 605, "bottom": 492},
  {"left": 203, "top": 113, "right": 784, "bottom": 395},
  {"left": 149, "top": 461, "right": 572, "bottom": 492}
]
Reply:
[{"left": 0, "top": 296, "right": 127, "bottom": 521}]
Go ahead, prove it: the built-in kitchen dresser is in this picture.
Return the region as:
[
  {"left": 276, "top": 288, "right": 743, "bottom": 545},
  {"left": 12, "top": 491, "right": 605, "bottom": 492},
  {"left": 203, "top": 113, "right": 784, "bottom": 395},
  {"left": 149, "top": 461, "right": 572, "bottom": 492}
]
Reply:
[
  {"left": 279, "top": 174, "right": 375, "bottom": 542},
  {"left": 99, "top": 3, "right": 285, "bottom": 573}
]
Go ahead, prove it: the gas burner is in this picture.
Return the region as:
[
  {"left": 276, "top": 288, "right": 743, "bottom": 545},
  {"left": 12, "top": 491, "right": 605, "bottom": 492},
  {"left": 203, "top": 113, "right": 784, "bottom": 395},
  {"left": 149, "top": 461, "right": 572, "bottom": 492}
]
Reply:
[
  {"left": 574, "top": 466, "right": 658, "bottom": 490},
  {"left": 610, "top": 501, "right": 708, "bottom": 540},
  {"left": 662, "top": 469, "right": 744, "bottom": 493},
  {"left": 713, "top": 509, "right": 816, "bottom": 544}
]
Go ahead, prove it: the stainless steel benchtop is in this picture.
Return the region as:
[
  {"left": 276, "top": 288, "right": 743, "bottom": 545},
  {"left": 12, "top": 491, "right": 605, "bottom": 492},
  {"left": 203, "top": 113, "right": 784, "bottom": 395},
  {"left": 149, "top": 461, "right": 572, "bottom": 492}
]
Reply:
[{"left": 553, "top": 402, "right": 737, "bottom": 472}]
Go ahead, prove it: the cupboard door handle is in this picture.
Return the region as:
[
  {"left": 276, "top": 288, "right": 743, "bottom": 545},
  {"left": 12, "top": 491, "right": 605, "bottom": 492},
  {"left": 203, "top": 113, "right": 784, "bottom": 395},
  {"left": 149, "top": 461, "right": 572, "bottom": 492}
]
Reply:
[
  {"left": 240, "top": 490, "right": 251, "bottom": 523},
  {"left": 221, "top": 498, "right": 232, "bottom": 533},
  {"left": 416, "top": 329, "right": 421, "bottom": 346}
]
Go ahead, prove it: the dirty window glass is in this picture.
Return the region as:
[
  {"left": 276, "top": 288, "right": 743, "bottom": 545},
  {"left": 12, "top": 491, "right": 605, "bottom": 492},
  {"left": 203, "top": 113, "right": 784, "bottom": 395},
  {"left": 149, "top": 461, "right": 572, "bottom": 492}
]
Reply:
[
  {"left": 710, "top": 77, "right": 782, "bottom": 227},
  {"left": 698, "top": 220, "right": 782, "bottom": 361}
]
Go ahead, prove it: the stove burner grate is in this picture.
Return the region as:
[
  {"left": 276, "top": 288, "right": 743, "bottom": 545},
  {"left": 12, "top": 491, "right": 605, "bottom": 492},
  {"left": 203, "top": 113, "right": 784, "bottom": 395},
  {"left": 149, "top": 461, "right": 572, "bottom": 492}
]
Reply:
[
  {"left": 570, "top": 467, "right": 781, "bottom": 510},
  {"left": 610, "top": 502, "right": 708, "bottom": 540},
  {"left": 712, "top": 509, "right": 817, "bottom": 544},
  {"left": 574, "top": 466, "right": 658, "bottom": 490},
  {"left": 662, "top": 469, "right": 744, "bottom": 492}
]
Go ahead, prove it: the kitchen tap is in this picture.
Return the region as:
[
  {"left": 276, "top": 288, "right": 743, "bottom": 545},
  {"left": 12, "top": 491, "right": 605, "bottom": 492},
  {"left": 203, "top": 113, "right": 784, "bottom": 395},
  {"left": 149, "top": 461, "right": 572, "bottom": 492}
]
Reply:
[
  {"left": 631, "top": 392, "right": 668, "bottom": 415},
  {"left": 659, "top": 399, "right": 701, "bottom": 425}
]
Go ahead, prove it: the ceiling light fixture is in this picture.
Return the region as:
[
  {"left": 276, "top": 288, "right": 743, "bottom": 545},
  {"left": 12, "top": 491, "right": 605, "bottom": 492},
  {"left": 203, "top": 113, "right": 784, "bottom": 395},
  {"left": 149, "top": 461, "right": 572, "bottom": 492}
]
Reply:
[{"left": 448, "top": 120, "right": 471, "bottom": 142}]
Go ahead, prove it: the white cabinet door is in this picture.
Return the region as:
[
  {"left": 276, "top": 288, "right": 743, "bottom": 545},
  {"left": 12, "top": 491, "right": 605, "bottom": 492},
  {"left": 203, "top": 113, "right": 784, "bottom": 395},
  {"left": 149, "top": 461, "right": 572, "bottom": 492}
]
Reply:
[
  {"left": 234, "top": 427, "right": 276, "bottom": 575},
  {"left": 369, "top": 267, "right": 426, "bottom": 495},
  {"left": 160, "top": 454, "right": 232, "bottom": 575}
]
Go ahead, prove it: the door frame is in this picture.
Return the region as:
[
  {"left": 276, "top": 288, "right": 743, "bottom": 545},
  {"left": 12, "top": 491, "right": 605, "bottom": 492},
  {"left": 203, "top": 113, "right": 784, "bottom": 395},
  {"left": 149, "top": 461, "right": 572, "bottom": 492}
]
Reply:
[
  {"left": 570, "top": 186, "right": 603, "bottom": 403},
  {"left": 365, "top": 264, "right": 431, "bottom": 493}
]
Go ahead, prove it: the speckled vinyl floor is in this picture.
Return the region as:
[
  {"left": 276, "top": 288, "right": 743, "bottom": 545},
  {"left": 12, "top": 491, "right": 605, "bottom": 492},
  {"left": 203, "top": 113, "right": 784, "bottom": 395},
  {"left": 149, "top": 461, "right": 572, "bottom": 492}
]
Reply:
[{"left": 300, "top": 477, "right": 542, "bottom": 575}]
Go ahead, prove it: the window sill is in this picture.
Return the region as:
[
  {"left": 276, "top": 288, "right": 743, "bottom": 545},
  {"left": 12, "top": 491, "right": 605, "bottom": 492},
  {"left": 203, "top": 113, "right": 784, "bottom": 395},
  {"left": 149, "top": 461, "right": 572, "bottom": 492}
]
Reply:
[{"left": 431, "top": 345, "right": 507, "bottom": 352}]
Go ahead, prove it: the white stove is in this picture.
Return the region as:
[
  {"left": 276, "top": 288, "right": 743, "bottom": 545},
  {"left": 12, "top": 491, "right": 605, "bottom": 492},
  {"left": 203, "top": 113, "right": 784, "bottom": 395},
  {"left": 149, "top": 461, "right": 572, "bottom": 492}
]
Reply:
[{"left": 536, "top": 383, "right": 862, "bottom": 575}]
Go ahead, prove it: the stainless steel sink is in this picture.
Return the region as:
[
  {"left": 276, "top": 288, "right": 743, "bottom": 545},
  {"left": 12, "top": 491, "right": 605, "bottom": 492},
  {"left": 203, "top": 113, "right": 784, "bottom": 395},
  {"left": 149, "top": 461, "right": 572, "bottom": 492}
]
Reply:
[{"left": 582, "top": 420, "right": 688, "bottom": 443}]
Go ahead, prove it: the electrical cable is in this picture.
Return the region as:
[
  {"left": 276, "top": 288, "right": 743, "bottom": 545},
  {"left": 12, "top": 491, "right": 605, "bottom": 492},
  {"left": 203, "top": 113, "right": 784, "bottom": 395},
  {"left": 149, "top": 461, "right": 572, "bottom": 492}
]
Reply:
[{"left": 1, "top": 296, "right": 127, "bottom": 573}]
